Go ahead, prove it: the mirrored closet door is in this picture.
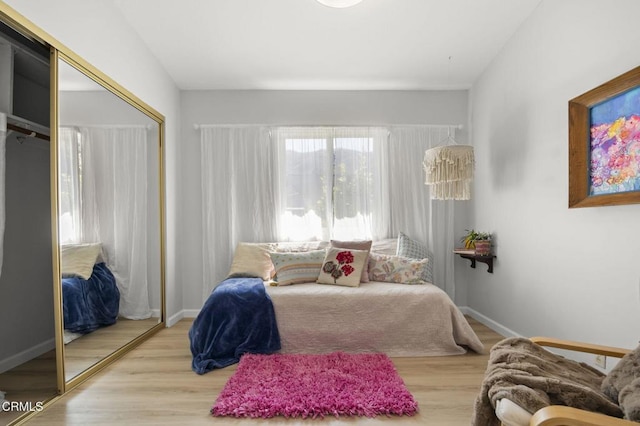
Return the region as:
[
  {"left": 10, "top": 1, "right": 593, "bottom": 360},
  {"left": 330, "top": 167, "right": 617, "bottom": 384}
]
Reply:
[{"left": 55, "top": 53, "right": 165, "bottom": 386}]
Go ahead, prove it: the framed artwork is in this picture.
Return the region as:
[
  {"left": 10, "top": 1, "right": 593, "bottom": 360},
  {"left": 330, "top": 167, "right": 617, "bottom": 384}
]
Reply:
[{"left": 569, "top": 66, "right": 640, "bottom": 208}]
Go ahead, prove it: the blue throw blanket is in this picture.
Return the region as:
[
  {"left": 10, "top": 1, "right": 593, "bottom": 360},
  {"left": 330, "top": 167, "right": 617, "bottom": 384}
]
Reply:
[
  {"left": 62, "top": 262, "right": 120, "bottom": 334},
  {"left": 189, "top": 277, "right": 281, "bottom": 374}
]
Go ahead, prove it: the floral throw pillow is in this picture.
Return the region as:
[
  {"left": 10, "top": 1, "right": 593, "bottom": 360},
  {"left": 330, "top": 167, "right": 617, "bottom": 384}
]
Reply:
[
  {"left": 330, "top": 239, "right": 372, "bottom": 282},
  {"left": 316, "top": 247, "right": 369, "bottom": 287},
  {"left": 368, "top": 253, "right": 428, "bottom": 284}
]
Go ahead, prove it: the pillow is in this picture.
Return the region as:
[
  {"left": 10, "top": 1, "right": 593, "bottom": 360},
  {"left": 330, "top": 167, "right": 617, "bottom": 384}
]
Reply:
[
  {"left": 368, "top": 253, "right": 428, "bottom": 284},
  {"left": 227, "top": 242, "right": 276, "bottom": 280},
  {"left": 396, "top": 232, "right": 434, "bottom": 283},
  {"left": 330, "top": 239, "right": 372, "bottom": 283},
  {"left": 317, "top": 247, "right": 368, "bottom": 287},
  {"left": 61, "top": 243, "right": 102, "bottom": 280},
  {"left": 371, "top": 238, "right": 398, "bottom": 256},
  {"left": 269, "top": 250, "right": 326, "bottom": 286}
]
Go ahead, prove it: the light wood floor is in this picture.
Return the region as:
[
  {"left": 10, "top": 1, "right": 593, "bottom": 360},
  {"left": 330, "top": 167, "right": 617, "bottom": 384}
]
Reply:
[
  {"left": 64, "top": 317, "right": 160, "bottom": 380},
  {"left": 1, "top": 318, "right": 159, "bottom": 425},
  {"left": 0, "top": 350, "right": 57, "bottom": 426},
  {"left": 26, "top": 317, "right": 503, "bottom": 426}
]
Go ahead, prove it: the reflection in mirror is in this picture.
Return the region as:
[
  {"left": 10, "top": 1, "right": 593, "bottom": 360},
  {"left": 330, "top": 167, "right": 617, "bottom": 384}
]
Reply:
[
  {"left": 0, "top": 21, "right": 56, "bottom": 426},
  {"left": 57, "top": 58, "right": 161, "bottom": 382}
]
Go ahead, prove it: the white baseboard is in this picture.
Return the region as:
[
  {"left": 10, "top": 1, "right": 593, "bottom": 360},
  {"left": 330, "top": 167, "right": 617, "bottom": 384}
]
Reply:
[
  {"left": 459, "top": 307, "right": 613, "bottom": 372},
  {"left": 166, "top": 310, "right": 184, "bottom": 327},
  {"left": 459, "top": 306, "right": 522, "bottom": 338},
  {"left": 165, "top": 309, "right": 200, "bottom": 327},
  {"left": 183, "top": 309, "right": 200, "bottom": 318},
  {"left": 0, "top": 338, "right": 55, "bottom": 374}
]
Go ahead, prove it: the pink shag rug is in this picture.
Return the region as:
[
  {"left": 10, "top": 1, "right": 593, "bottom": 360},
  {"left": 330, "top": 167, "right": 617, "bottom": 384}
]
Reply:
[{"left": 211, "top": 352, "right": 419, "bottom": 419}]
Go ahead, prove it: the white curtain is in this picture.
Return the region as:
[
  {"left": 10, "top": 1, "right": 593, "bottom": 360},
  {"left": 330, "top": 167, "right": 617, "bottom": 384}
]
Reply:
[
  {"left": 200, "top": 126, "right": 279, "bottom": 299},
  {"left": 389, "top": 126, "right": 456, "bottom": 299},
  {"left": 200, "top": 124, "right": 456, "bottom": 301},
  {"left": 77, "top": 127, "right": 151, "bottom": 319},
  {"left": 0, "top": 113, "right": 5, "bottom": 277}
]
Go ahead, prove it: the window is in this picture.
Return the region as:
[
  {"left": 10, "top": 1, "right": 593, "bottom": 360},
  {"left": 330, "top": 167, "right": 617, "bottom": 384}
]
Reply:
[{"left": 276, "top": 127, "right": 388, "bottom": 241}]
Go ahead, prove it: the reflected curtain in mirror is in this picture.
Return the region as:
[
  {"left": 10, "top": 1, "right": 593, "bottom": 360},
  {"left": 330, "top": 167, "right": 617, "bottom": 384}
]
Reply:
[{"left": 58, "top": 125, "right": 151, "bottom": 319}]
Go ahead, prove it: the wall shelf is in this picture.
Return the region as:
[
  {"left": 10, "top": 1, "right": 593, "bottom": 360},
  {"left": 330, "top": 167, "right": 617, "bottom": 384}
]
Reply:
[{"left": 454, "top": 251, "right": 496, "bottom": 273}]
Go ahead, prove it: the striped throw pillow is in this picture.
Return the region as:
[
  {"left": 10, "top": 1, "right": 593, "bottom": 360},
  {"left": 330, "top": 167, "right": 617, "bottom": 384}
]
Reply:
[{"left": 269, "top": 250, "right": 326, "bottom": 286}]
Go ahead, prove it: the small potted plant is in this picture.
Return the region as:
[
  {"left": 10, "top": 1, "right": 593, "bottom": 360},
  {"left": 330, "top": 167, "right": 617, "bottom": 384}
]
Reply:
[{"left": 460, "top": 229, "right": 492, "bottom": 255}]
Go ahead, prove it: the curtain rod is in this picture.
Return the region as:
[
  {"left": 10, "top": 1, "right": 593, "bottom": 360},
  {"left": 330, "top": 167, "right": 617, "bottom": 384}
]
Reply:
[
  {"left": 194, "top": 123, "right": 463, "bottom": 130},
  {"left": 7, "top": 122, "right": 50, "bottom": 142}
]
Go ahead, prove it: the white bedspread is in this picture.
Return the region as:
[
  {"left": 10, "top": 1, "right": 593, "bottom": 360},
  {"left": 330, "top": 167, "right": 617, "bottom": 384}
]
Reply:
[{"left": 265, "top": 281, "right": 485, "bottom": 357}]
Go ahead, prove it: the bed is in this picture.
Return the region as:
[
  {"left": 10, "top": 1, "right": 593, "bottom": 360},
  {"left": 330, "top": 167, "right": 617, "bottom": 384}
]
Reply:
[
  {"left": 265, "top": 280, "right": 483, "bottom": 357},
  {"left": 190, "top": 235, "right": 485, "bottom": 373}
]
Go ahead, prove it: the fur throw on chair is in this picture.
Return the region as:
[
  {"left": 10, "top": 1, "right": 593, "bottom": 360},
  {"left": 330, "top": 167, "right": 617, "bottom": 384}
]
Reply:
[
  {"left": 472, "top": 337, "right": 623, "bottom": 426},
  {"left": 601, "top": 343, "right": 640, "bottom": 421}
]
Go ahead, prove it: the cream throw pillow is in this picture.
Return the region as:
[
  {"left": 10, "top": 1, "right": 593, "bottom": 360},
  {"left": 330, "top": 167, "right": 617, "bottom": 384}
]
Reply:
[
  {"left": 371, "top": 238, "right": 398, "bottom": 256},
  {"left": 227, "top": 242, "right": 276, "bottom": 280},
  {"left": 60, "top": 243, "right": 102, "bottom": 280}
]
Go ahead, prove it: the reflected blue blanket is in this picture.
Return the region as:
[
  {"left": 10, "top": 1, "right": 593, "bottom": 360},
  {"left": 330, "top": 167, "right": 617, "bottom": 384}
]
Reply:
[
  {"left": 189, "top": 277, "right": 281, "bottom": 374},
  {"left": 62, "top": 262, "right": 120, "bottom": 334}
]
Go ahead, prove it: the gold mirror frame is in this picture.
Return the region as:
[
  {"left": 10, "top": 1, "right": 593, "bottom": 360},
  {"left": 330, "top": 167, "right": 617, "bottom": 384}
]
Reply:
[
  {"left": 0, "top": 3, "right": 166, "bottom": 424},
  {"left": 52, "top": 49, "right": 167, "bottom": 392}
]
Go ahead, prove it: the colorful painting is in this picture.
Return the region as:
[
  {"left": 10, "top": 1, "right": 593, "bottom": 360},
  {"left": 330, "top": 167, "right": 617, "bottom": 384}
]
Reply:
[{"left": 589, "top": 86, "right": 640, "bottom": 195}]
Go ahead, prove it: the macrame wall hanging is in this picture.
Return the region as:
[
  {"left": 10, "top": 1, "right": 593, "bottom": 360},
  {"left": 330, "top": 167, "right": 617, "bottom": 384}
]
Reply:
[{"left": 423, "top": 130, "right": 474, "bottom": 200}]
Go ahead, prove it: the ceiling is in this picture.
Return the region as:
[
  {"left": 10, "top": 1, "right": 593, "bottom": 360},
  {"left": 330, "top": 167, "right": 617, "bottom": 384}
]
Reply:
[{"left": 113, "top": 0, "right": 542, "bottom": 91}]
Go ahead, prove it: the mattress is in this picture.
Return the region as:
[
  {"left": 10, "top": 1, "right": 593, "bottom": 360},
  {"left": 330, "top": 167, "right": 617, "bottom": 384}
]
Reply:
[{"left": 265, "top": 281, "right": 485, "bottom": 356}]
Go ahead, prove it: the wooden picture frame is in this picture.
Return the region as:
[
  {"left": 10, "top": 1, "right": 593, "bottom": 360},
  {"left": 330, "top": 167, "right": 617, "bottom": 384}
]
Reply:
[{"left": 569, "top": 65, "right": 640, "bottom": 208}]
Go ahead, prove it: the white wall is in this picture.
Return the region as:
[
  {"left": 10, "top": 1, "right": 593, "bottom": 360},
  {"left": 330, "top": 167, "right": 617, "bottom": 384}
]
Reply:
[
  {"left": 3, "top": 0, "right": 182, "bottom": 320},
  {"left": 468, "top": 0, "right": 640, "bottom": 348},
  {"left": 180, "top": 90, "right": 469, "bottom": 310},
  {"left": 0, "top": 23, "right": 54, "bottom": 372},
  {"left": 0, "top": 134, "right": 55, "bottom": 372}
]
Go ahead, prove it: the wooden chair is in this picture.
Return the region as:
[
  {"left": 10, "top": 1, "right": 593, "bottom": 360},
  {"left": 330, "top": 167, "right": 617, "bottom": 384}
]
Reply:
[{"left": 498, "top": 337, "right": 634, "bottom": 426}]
